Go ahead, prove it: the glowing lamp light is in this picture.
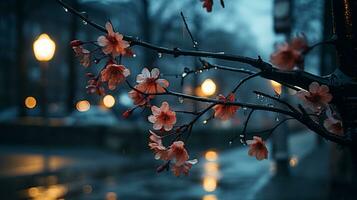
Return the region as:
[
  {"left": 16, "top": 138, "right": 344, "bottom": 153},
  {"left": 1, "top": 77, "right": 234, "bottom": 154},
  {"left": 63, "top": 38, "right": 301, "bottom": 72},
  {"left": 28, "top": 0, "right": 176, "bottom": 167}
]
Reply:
[
  {"left": 25, "top": 96, "right": 37, "bottom": 109},
  {"left": 76, "top": 100, "right": 90, "bottom": 112},
  {"left": 33, "top": 33, "right": 56, "bottom": 62},
  {"left": 289, "top": 156, "right": 299, "bottom": 167},
  {"left": 205, "top": 151, "right": 218, "bottom": 162},
  {"left": 270, "top": 80, "right": 282, "bottom": 95},
  {"left": 201, "top": 79, "right": 216, "bottom": 96},
  {"left": 103, "top": 95, "right": 115, "bottom": 108}
]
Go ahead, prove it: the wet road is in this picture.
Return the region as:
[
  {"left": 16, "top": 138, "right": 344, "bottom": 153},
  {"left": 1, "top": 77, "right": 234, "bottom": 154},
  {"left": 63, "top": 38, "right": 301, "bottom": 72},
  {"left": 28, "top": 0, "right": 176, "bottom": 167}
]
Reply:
[{"left": 0, "top": 131, "right": 318, "bottom": 200}]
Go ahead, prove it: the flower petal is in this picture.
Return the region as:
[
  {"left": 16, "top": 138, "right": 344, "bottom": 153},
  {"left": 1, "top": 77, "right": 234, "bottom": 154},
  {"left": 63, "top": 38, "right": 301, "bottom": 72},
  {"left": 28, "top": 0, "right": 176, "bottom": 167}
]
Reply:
[
  {"left": 97, "top": 36, "right": 108, "bottom": 47},
  {"left": 141, "top": 68, "right": 150, "bottom": 78},
  {"left": 160, "top": 102, "right": 170, "bottom": 112},
  {"left": 151, "top": 68, "right": 160, "bottom": 79},
  {"left": 151, "top": 106, "right": 161, "bottom": 115},
  {"left": 148, "top": 115, "right": 157, "bottom": 123}
]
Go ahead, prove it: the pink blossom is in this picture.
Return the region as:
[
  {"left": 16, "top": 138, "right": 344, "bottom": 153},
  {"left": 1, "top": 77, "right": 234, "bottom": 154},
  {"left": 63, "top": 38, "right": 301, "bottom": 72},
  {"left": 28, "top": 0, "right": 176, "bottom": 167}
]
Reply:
[
  {"left": 136, "top": 68, "right": 169, "bottom": 96},
  {"left": 270, "top": 43, "right": 301, "bottom": 70},
  {"left": 291, "top": 35, "right": 308, "bottom": 51},
  {"left": 128, "top": 87, "right": 152, "bottom": 106},
  {"left": 270, "top": 35, "right": 308, "bottom": 70},
  {"left": 201, "top": 0, "right": 213, "bottom": 12},
  {"left": 296, "top": 82, "right": 332, "bottom": 112},
  {"left": 148, "top": 130, "right": 170, "bottom": 160},
  {"left": 97, "top": 22, "right": 130, "bottom": 57},
  {"left": 168, "top": 141, "right": 189, "bottom": 166},
  {"left": 213, "top": 93, "right": 240, "bottom": 120},
  {"left": 70, "top": 40, "right": 83, "bottom": 47},
  {"left": 247, "top": 136, "right": 268, "bottom": 161},
  {"left": 148, "top": 131, "right": 196, "bottom": 176},
  {"left": 86, "top": 79, "right": 105, "bottom": 96},
  {"left": 100, "top": 63, "right": 130, "bottom": 90},
  {"left": 171, "top": 159, "right": 198, "bottom": 177},
  {"left": 72, "top": 46, "right": 91, "bottom": 67},
  {"left": 323, "top": 117, "right": 343, "bottom": 135},
  {"left": 148, "top": 101, "right": 176, "bottom": 131}
]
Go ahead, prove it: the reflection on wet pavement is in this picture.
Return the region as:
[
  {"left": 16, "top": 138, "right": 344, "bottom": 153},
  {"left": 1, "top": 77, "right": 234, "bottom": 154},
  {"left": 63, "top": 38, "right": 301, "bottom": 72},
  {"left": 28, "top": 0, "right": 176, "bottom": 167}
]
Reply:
[
  {"left": 202, "top": 150, "right": 220, "bottom": 198},
  {"left": 0, "top": 154, "right": 73, "bottom": 177}
]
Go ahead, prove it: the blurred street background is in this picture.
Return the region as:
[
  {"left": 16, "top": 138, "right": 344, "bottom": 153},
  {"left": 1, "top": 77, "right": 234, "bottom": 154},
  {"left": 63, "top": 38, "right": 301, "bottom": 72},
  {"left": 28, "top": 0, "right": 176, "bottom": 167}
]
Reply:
[{"left": 0, "top": 0, "right": 355, "bottom": 199}]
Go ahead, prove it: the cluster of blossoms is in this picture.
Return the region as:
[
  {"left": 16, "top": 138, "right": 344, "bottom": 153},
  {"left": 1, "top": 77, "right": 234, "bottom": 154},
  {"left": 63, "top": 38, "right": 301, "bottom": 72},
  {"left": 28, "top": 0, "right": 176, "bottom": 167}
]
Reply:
[
  {"left": 70, "top": 19, "right": 272, "bottom": 176},
  {"left": 69, "top": 2, "right": 343, "bottom": 176},
  {"left": 270, "top": 36, "right": 343, "bottom": 136},
  {"left": 270, "top": 35, "right": 308, "bottom": 71}
]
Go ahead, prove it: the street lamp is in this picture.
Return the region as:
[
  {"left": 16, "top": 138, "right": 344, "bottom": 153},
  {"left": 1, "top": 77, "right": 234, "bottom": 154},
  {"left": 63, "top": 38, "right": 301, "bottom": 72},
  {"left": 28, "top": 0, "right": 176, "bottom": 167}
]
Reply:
[
  {"left": 33, "top": 34, "right": 56, "bottom": 61},
  {"left": 33, "top": 33, "right": 56, "bottom": 118}
]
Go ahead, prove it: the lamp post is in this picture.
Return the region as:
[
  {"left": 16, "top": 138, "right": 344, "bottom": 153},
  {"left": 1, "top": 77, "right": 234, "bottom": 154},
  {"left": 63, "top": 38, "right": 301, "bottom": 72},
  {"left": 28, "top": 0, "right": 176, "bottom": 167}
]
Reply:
[
  {"left": 33, "top": 33, "right": 56, "bottom": 119},
  {"left": 273, "top": 0, "right": 293, "bottom": 177}
]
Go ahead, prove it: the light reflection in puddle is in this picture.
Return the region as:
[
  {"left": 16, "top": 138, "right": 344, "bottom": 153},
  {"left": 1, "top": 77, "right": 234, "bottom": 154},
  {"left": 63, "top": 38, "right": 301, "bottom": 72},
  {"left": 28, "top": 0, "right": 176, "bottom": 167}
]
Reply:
[
  {"left": 202, "top": 194, "right": 218, "bottom": 200},
  {"left": 27, "top": 184, "right": 68, "bottom": 200},
  {"left": 203, "top": 176, "right": 217, "bottom": 192},
  {"left": 202, "top": 150, "right": 220, "bottom": 198}
]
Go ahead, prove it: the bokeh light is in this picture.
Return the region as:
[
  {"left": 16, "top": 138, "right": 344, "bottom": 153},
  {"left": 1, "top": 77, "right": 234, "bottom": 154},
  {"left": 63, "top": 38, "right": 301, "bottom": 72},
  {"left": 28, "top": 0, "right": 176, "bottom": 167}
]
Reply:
[
  {"left": 76, "top": 100, "right": 90, "bottom": 112},
  {"left": 205, "top": 151, "right": 218, "bottom": 162},
  {"left": 25, "top": 96, "right": 37, "bottom": 109},
  {"left": 270, "top": 80, "right": 282, "bottom": 95},
  {"left": 33, "top": 33, "right": 56, "bottom": 62},
  {"left": 103, "top": 95, "right": 115, "bottom": 108},
  {"left": 202, "top": 194, "right": 218, "bottom": 200},
  {"left": 203, "top": 176, "right": 217, "bottom": 192},
  {"left": 106, "top": 192, "right": 117, "bottom": 200},
  {"left": 201, "top": 79, "right": 217, "bottom": 96},
  {"left": 289, "top": 156, "right": 299, "bottom": 167}
]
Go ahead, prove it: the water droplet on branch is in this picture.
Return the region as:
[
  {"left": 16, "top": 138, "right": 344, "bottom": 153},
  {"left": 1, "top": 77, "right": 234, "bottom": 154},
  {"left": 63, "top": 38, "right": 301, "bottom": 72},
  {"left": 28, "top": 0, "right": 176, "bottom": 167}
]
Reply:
[
  {"left": 158, "top": 53, "right": 163, "bottom": 58},
  {"left": 178, "top": 97, "right": 184, "bottom": 103},
  {"left": 63, "top": 7, "right": 68, "bottom": 12}
]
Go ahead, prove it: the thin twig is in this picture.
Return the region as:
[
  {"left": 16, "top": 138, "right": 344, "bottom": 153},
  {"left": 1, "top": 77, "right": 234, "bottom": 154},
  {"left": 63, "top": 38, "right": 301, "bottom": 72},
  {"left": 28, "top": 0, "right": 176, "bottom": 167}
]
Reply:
[
  {"left": 253, "top": 91, "right": 300, "bottom": 114},
  {"left": 232, "top": 73, "right": 261, "bottom": 93}
]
